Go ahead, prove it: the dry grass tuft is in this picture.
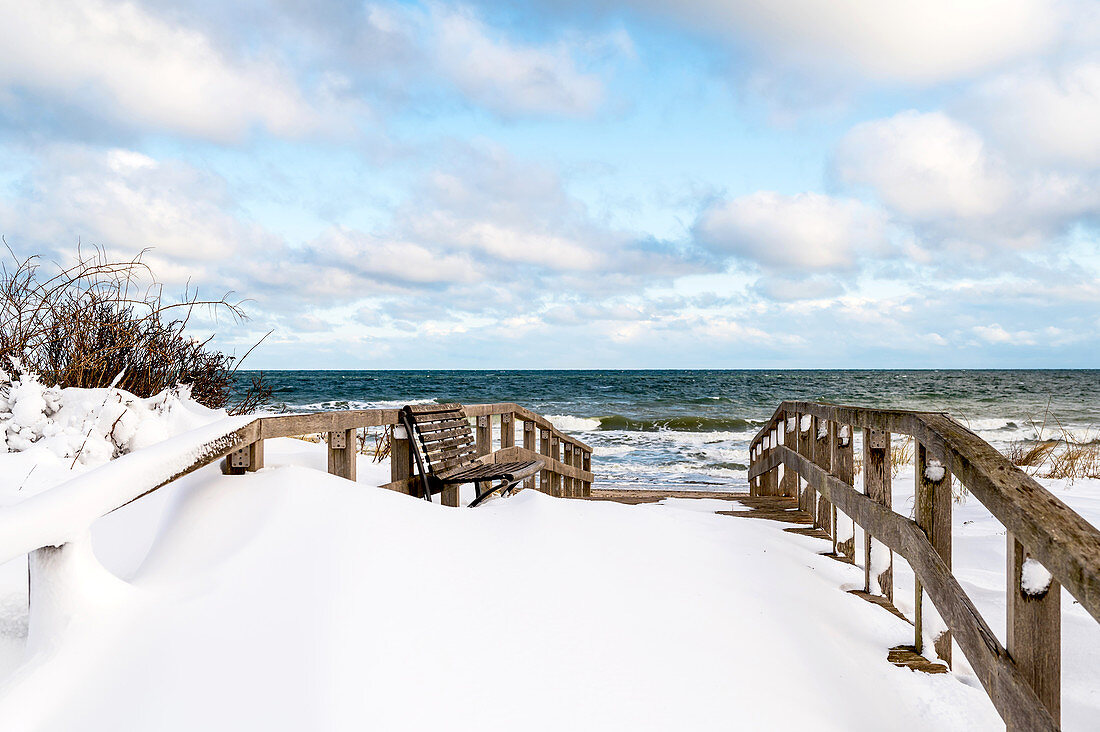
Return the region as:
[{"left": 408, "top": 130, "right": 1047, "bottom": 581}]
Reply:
[{"left": 1, "top": 243, "right": 270, "bottom": 414}]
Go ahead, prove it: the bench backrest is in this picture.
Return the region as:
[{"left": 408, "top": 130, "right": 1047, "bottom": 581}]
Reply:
[{"left": 400, "top": 403, "right": 479, "bottom": 477}]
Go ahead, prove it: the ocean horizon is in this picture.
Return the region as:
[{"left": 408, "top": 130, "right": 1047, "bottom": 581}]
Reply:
[{"left": 235, "top": 369, "right": 1100, "bottom": 493}]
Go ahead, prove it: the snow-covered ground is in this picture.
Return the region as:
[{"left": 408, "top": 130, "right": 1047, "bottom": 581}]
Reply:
[{"left": 0, "top": 383, "right": 1097, "bottom": 730}]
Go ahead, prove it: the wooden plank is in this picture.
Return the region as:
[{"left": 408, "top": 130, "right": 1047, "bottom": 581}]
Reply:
[
  {"left": 767, "top": 426, "right": 781, "bottom": 496},
  {"left": 404, "top": 402, "right": 461, "bottom": 414},
  {"left": 757, "top": 445, "right": 1057, "bottom": 731},
  {"left": 813, "top": 417, "right": 833, "bottom": 537},
  {"left": 780, "top": 412, "right": 798, "bottom": 498},
  {"left": 490, "top": 445, "right": 590, "bottom": 482},
  {"left": 1007, "top": 534, "right": 1061, "bottom": 728},
  {"left": 246, "top": 440, "right": 264, "bottom": 472},
  {"left": 915, "top": 441, "right": 953, "bottom": 666},
  {"left": 551, "top": 436, "right": 562, "bottom": 497},
  {"left": 326, "top": 428, "right": 357, "bottom": 482},
  {"left": 563, "top": 443, "right": 574, "bottom": 497},
  {"left": 864, "top": 428, "right": 892, "bottom": 601},
  {"left": 500, "top": 412, "right": 515, "bottom": 449},
  {"left": 474, "top": 415, "right": 492, "bottom": 495},
  {"left": 522, "top": 420, "right": 536, "bottom": 491},
  {"left": 833, "top": 424, "right": 855, "bottom": 560},
  {"left": 539, "top": 428, "right": 551, "bottom": 494},
  {"left": 416, "top": 425, "right": 473, "bottom": 443},
  {"left": 412, "top": 418, "right": 471, "bottom": 436},
  {"left": 582, "top": 450, "right": 592, "bottom": 496},
  {"left": 573, "top": 447, "right": 584, "bottom": 497},
  {"left": 796, "top": 414, "right": 814, "bottom": 516}
]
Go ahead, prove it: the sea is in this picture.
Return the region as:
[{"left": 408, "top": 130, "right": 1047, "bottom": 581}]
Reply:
[{"left": 234, "top": 370, "right": 1100, "bottom": 493}]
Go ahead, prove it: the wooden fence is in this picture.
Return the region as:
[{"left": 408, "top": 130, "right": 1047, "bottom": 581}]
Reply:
[
  {"left": 748, "top": 402, "right": 1100, "bottom": 731},
  {"left": 221, "top": 402, "right": 594, "bottom": 503}
]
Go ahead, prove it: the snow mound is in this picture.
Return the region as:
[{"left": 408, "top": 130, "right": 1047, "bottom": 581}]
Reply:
[{"left": 1, "top": 368, "right": 226, "bottom": 502}]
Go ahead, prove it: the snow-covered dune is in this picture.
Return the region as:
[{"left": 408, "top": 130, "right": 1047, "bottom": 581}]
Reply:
[{"left": 0, "top": 438, "right": 1009, "bottom": 731}]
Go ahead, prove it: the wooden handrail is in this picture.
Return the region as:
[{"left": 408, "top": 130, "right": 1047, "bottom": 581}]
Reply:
[
  {"left": 748, "top": 400, "right": 1100, "bottom": 730},
  {"left": 3, "top": 402, "right": 595, "bottom": 569}
]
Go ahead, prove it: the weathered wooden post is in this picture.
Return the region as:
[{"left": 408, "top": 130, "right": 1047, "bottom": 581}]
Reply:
[
  {"left": 766, "top": 425, "right": 781, "bottom": 496},
  {"left": 833, "top": 424, "right": 855, "bottom": 558},
  {"left": 863, "top": 428, "right": 892, "bottom": 600},
  {"left": 224, "top": 444, "right": 250, "bottom": 475},
  {"left": 813, "top": 417, "right": 833, "bottom": 537},
  {"left": 563, "top": 442, "right": 574, "bottom": 497},
  {"left": 500, "top": 412, "right": 515, "bottom": 449},
  {"left": 1007, "top": 536, "right": 1061, "bottom": 728},
  {"left": 551, "top": 435, "right": 562, "bottom": 497},
  {"left": 475, "top": 414, "right": 492, "bottom": 496},
  {"left": 581, "top": 449, "right": 591, "bottom": 496},
  {"left": 749, "top": 443, "right": 759, "bottom": 497},
  {"left": 522, "top": 420, "right": 537, "bottom": 491},
  {"left": 796, "top": 414, "right": 815, "bottom": 517},
  {"left": 781, "top": 413, "right": 798, "bottom": 498},
  {"left": 539, "top": 427, "right": 551, "bottom": 494},
  {"left": 246, "top": 440, "right": 264, "bottom": 472},
  {"left": 914, "top": 442, "right": 952, "bottom": 663},
  {"left": 327, "top": 428, "right": 357, "bottom": 481}
]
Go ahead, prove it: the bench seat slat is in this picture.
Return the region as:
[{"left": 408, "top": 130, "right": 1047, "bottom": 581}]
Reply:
[
  {"left": 409, "top": 416, "right": 468, "bottom": 433},
  {"left": 419, "top": 427, "right": 474, "bottom": 445},
  {"left": 405, "top": 402, "right": 463, "bottom": 415},
  {"left": 438, "top": 460, "right": 541, "bottom": 483}
]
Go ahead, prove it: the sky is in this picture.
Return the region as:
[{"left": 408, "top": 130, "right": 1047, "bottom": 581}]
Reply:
[{"left": 1, "top": 0, "right": 1098, "bottom": 369}]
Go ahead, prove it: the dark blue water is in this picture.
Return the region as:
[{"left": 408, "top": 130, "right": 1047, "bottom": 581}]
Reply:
[{"left": 234, "top": 370, "right": 1100, "bottom": 491}]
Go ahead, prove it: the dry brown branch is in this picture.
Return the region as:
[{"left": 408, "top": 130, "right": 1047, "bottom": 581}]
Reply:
[{"left": 1, "top": 244, "right": 268, "bottom": 411}]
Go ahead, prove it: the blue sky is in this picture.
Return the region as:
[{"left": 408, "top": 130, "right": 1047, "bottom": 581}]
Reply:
[{"left": 1, "top": 0, "right": 1098, "bottom": 368}]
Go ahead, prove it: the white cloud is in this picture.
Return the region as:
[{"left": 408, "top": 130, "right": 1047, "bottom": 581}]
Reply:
[
  {"left": 429, "top": 5, "right": 610, "bottom": 117},
  {"left": 627, "top": 0, "right": 1061, "bottom": 84},
  {"left": 361, "top": 2, "right": 622, "bottom": 118},
  {"left": 969, "top": 59, "right": 1100, "bottom": 167},
  {"left": 836, "top": 111, "right": 1013, "bottom": 220},
  {"left": 835, "top": 110, "right": 1100, "bottom": 248},
  {"left": 305, "top": 228, "right": 484, "bottom": 285},
  {"left": 0, "top": 144, "right": 275, "bottom": 275},
  {"left": 694, "top": 192, "right": 890, "bottom": 271},
  {"left": 0, "top": 0, "right": 328, "bottom": 141}
]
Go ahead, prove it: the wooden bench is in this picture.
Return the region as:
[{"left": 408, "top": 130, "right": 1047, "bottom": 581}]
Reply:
[{"left": 400, "top": 403, "right": 543, "bottom": 507}]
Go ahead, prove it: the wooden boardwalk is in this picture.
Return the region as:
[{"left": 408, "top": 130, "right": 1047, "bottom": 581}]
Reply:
[{"left": 583, "top": 487, "right": 948, "bottom": 676}]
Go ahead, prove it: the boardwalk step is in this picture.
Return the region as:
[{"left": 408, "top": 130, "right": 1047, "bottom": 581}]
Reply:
[{"left": 887, "top": 646, "right": 949, "bottom": 674}]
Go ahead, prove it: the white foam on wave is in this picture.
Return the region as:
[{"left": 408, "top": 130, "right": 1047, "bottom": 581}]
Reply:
[{"left": 546, "top": 414, "right": 602, "bottom": 432}]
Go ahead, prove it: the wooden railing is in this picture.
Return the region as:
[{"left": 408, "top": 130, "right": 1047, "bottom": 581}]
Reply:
[
  {"left": 748, "top": 402, "right": 1100, "bottom": 731},
  {"left": 8, "top": 402, "right": 593, "bottom": 625},
  {"left": 221, "top": 402, "right": 594, "bottom": 503}
]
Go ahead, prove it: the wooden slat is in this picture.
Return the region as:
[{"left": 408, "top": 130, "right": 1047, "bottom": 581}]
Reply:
[
  {"left": 326, "top": 429, "right": 356, "bottom": 482},
  {"left": 417, "top": 425, "right": 473, "bottom": 444},
  {"left": 915, "top": 441, "right": 953, "bottom": 666},
  {"left": 551, "top": 436, "right": 562, "bottom": 497},
  {"left": 411, "top": 417, "right": 470, "bottom": 435},
  {"left": 780, "top": 412, "right": 798, "bottom": 498},
  {"left": 833, "top": 423, "right": 855, "bottom": 560},
  {"left": 491, "top": 445, "right": 593, "bottom": 483},
  {"left": 864, "top": 428, "right": 892, "bottom": 601},
  {"left": 522, "top": 420, "right": 537, "bottom": 491},
  {"left": 405, "top": 402, "right": 461, "bottom": 414},
  {"left": 813, "top": 418, "right": 833, "bottom": 536},
  {"left": 1007, "top": 534, "right": 1061, "bottom": 728}
]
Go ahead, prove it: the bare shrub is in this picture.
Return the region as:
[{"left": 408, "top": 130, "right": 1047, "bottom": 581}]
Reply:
[{"left": 1, "top": 243, "right": 269, "bottom": 413}]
